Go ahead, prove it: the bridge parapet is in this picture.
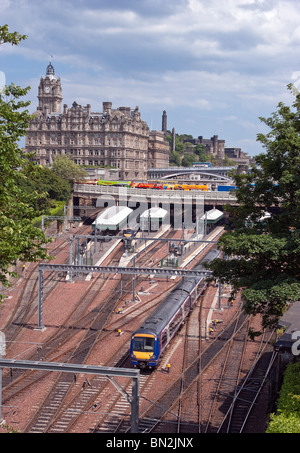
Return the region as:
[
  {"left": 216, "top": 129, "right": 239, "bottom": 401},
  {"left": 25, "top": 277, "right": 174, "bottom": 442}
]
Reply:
[{"left": 73, "top": 184, "right": 237, "bottom": 205}]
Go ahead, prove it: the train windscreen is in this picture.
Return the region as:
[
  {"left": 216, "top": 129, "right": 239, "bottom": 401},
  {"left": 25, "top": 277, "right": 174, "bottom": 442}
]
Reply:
[{"left": 132, "top": 336, "right": 155, "bottom": 352}]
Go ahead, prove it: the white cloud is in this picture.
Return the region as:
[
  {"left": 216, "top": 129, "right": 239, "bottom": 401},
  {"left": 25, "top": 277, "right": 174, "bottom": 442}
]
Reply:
[{"left": 1, "top": 0, "right": 300, "bottom": 157}]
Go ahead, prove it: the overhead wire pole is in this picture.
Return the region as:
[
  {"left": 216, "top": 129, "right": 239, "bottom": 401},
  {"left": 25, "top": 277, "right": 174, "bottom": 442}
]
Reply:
[
  {"left": 37, "top": 263, "right": 212, "bottom": 330},
  {"left": 56, "top": 233, "right": 219, "bottom": 244},
  {"left": 39, "top": 263, "right": 213, "bottom": 278},
  {"left": 0, "top": 358, "right": 140, "bottom": 433}
]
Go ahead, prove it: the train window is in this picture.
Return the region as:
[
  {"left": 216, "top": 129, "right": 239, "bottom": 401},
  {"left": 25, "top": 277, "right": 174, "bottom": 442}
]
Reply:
[
  {"left": 169, "top": 312, "right": 183, "bottom": 335},
  {"left": 197, "top": 281, "right": 206, "bottom": 294},
  {"left": 183, "top": 298, "right": 190, "bottom": 314},
  {"left": 132, "top": 337, "right": 155, "bottom": 352},
  {"left": 161, "top": 330, "right": 168, "bottom": 348},
  {"left": 191, "top": 289, "right": 197, "bottom": 304}
]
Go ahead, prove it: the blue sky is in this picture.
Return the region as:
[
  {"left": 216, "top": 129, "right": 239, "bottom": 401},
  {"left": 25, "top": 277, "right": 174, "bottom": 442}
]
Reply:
[{"left": 1, "top": 0, "right": 300, "bottom": 156}]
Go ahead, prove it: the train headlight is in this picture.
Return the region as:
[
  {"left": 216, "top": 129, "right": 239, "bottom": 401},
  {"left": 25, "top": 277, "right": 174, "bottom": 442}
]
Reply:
[
  {"left": 131, "top": 353, "right": 136, "bottom": 359},
  {"left": 150, "top": 355, "right": 156, "bottom": 360}
]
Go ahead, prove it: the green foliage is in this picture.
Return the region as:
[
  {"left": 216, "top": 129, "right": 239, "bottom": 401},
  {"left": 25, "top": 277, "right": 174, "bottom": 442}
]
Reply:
[
  {"left": 51, "top": 155, "right": 88, "bottom": 182},
  {"left": 0, "top": 24, "right": 27, "bottom": 46},
  {"left": 194, "top": 144, "right": 207, "bottom": 161},
  {"left": 169, "top": 150, "right": 181, "bottom": 166},
  {"left": 207, "top": 85, "right": 300, "bottom": 328},
  {"left": 0, "top": 25, "right": 51, "bottom": 292},
  {"left": 267, "top": 363, "right": 300, "bottom": 433},
  {"left": 20, "top": 162, "right": 72, "bottom": 205},
  {"left": 167, "top": 133, "right": 230, "bottom": 167},
  {"left": 181, "top": 153, "right": 198, "bottom": 167},
  {"left": 33, "top": 201, "right": 66, "bottom": 228}
]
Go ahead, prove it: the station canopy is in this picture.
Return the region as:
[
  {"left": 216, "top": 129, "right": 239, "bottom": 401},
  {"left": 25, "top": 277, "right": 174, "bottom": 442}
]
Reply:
[
  {"left": 200, "top": 208, "right": 223, "bottom": 224},
  {"left": 94, "top": 205, "right": 133, "bottom": 229},
  {"left": 140, "top": 207, "right": 168, "bottom": 220}
]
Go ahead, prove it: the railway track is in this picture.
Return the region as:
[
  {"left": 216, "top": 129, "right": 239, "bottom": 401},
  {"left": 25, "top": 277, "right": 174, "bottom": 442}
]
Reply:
[
  {"left": 22, "top": 284, "right": 175, "bottom": 433},
  {"left": 51, "top": 228, "right": 223, "bottom": 432},
  {"left": 175, "top": 293, "right": 204, "bottom": 433},
  {"left": 2, "top": 236, "right": 77, "bottom": 346},
  {"left": 124, "top": 308, "right": 274, "bottom": 434},
  {"left": 203, "top": 315, "right": 252, "bottom": 432},
  {"left": 1, "top": 223, "right": 232, "bottom": 433},
  {"left": 215, "top": 331, "right": 277, "bottom": 433},
  {"left": 108, "top": 306, "right": 247, "bottom": 433},
  {"left": 24, "top": 229, "right": 181, "bottom": 433},
  {"left": 2, "top": 226, "right": 181, "bottom": 432},
  {"left": 2, "top": 238, "right": 123, "bottom": 387},
  {"left": 149, "top": 312, "right": 248, "bottom": 433},
  {"left": 44, "top": 223, "right": 271, "bottom": 435},
  {"left": 22, "top": 264, "right": 126, "bottom": 432}
]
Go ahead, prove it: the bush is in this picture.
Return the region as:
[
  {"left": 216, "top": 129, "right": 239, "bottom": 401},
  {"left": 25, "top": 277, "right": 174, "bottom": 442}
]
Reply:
[
  {"left": 266, "top": 362, "right": 300, "bottom": 433},
  {"left": 33, "top": 200, "right": 66, "bottom": 228}
]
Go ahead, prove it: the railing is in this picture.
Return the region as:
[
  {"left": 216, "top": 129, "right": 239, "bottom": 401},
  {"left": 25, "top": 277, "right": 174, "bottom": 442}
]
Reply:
[{"left": 73, "top": 184, "right": 237, "bottom": 202}]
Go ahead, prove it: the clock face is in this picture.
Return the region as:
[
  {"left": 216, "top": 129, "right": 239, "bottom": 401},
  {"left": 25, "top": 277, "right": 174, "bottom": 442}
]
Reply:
[{"left": 44, "top": 86, "right": 50, "bottom": 93}]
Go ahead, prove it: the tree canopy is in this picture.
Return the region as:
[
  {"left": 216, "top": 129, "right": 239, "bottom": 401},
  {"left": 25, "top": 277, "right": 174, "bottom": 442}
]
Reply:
[
  {"left": 207, "top": 85, "right": 300, "bottom": 328},
  {"left": 51, "top": 154, "right": 87, "bottom": 182},
  {"left": 0, "top": 25, "right": 51, "bottom": 292}
]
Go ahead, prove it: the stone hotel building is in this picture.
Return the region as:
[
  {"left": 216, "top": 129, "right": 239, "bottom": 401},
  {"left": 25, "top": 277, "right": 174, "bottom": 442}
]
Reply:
[{"left": 25, "top": 62, "right": 169, "bottom": 180}]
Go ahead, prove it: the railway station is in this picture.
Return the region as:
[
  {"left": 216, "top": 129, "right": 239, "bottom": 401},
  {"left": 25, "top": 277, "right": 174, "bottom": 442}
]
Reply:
[{"left": 0, "top": 193, "right": 281, "bottom": 434}]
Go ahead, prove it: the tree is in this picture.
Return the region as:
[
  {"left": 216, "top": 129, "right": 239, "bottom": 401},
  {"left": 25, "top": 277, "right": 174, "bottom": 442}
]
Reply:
[
  {"left": 51, "top": 155, "right": 87, "bottom": 183},
  {"left": 0, "top": 24, "right": 27, "bottom": 46},
  {"left": 169, "top": 151, "right": 181, "bottom": 166},
  {"left": 0, "top": 25, "right": 51, "bottom": 292},
  {"left": 19, "top": 162, "right": 72, "bottom": 206},
  {"left": 181, "top": 153, "right": 197, "bottom": 167},
  {"left": 194, "top": 144, "right": 207, "bottom": 162},
  {"left": 207, "top": 85, "right": 300, "bottom": 329}
]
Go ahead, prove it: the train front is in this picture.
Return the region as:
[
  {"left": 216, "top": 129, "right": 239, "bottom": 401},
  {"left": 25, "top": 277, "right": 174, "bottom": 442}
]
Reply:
[{"left": 130, "top": 332, "right": 159, "bottom": 369}]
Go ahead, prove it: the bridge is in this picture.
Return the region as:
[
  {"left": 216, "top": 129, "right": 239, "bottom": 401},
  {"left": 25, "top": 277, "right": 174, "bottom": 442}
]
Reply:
[
  {"left": 148, "top": 166, "right": 236, "bottom": 182},
  {"left": 73, "top": 184, "right": 238, "bottom": 209}
]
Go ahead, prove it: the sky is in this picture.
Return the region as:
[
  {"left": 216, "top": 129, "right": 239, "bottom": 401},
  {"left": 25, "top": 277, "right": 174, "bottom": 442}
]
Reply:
[{"left": 1, "top": 0, "right": 300, "bottom": 157}]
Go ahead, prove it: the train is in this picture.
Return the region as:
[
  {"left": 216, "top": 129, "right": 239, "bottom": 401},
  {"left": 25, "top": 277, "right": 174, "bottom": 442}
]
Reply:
[
  {"left": 98, "top": 179, "right": 131, "bottom": 187},
  {"left": 216, "top": 185, "right": 237, "bottom": 192},
  {"left": 74, "top": 179, "right": 208, "bottom": 191},
  {"left": 130, "top": 182, "right": 208, "bottom": 191},
  {"left": 192, "top": 162, "right": 212, "bottom": 167},
  {"left": 75, "top": 179, "right": 240, "bottom": 192},
  {"left": 123, "top": 227, "right": 135, "bottom": 238},
  {"left": 130, "top": 248, "right": 220, "bottom": 369}
]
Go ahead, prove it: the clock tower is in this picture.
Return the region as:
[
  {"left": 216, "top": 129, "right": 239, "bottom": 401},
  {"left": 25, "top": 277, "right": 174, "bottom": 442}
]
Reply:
[{"left": 37, "top": 59, "right": 62, "bottom": 113}]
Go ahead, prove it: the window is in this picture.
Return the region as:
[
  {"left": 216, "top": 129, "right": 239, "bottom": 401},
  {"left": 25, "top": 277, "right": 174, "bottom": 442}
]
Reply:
[
  {"left": 169, "top": 312, "right": 182, "bottom": 335},
  {"left": 132, "top": 337, "right": 155, "bottom": 352},
  {"left": 161, "top": 330, "right": 168, "bottom": 348}
]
